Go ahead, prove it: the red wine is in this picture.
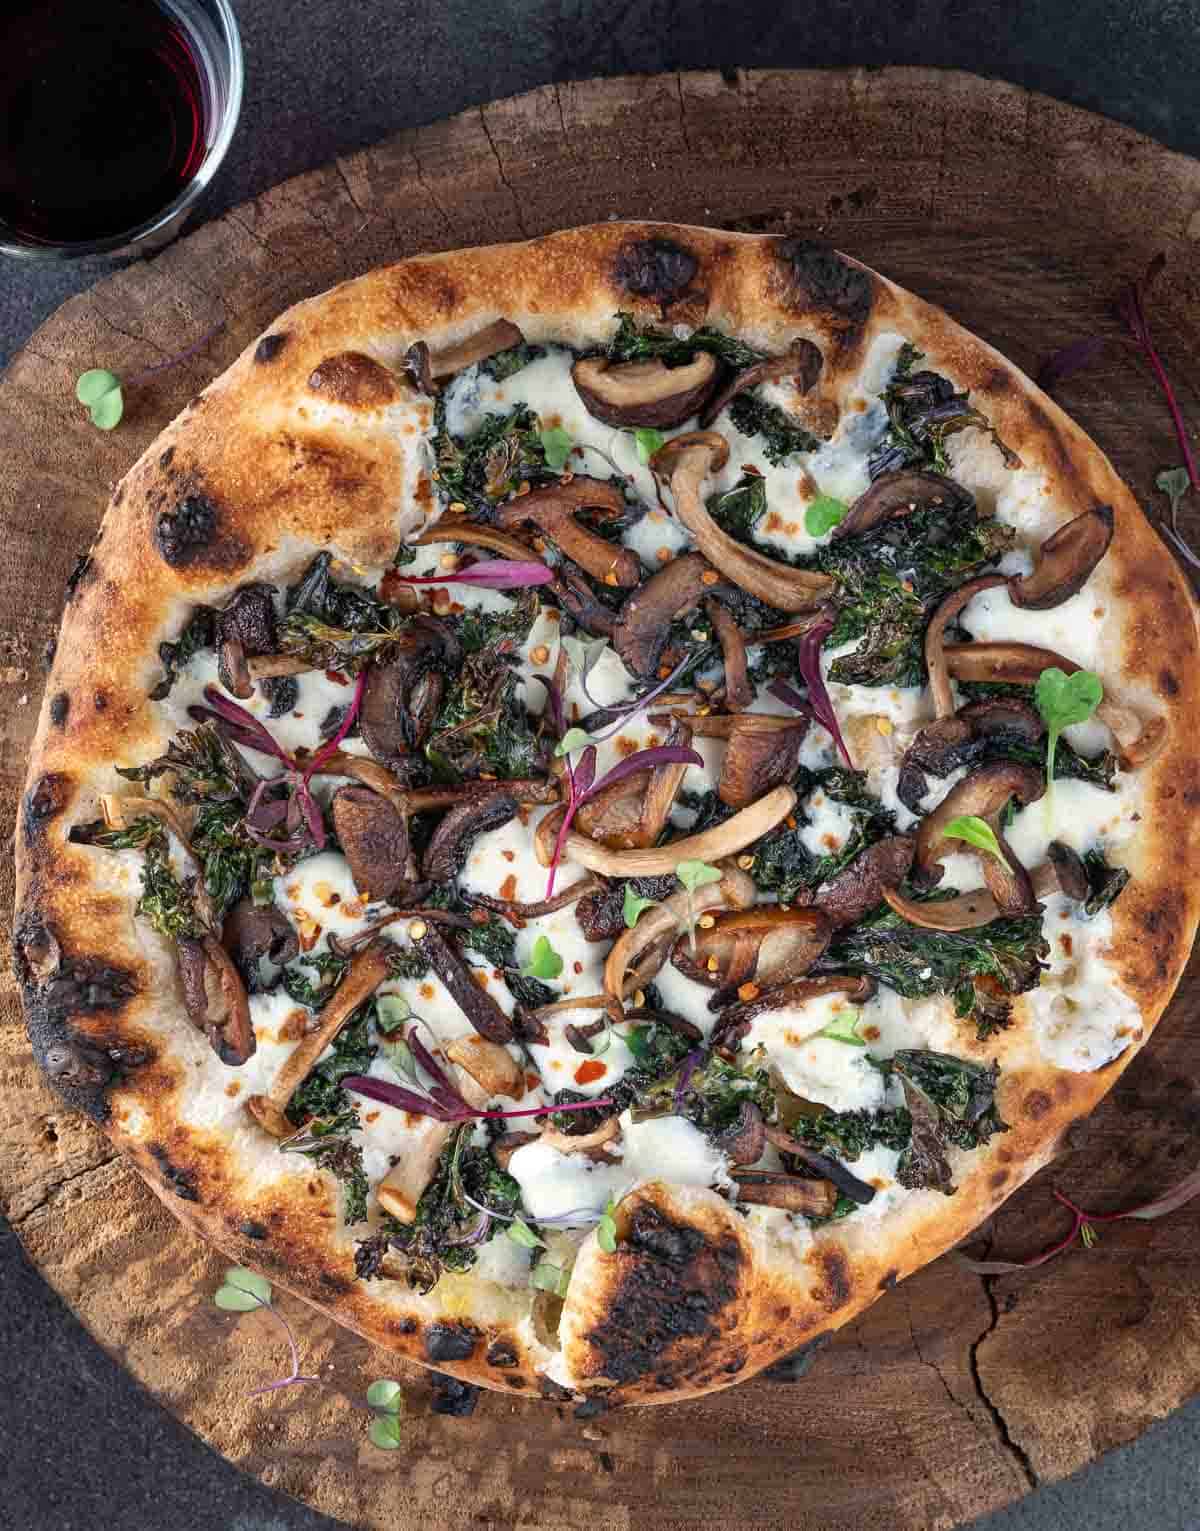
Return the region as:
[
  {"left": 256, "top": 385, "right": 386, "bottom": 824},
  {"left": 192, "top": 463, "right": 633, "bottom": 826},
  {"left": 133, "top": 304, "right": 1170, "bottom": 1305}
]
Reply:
[{"left": 0, "top": 0, "right": 212, "bottom": 245}]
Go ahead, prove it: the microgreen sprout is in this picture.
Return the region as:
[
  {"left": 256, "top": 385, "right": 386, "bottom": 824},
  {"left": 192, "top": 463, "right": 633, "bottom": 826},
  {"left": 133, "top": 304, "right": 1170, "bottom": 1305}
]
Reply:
[
  {"left": 365, "top": 1379, "right": 406, "bottom": 1450},
  {"left": 1155, "top": 466, "right": 1200, "bottom": 571},
  {"left": 623, "top": 884, "right": 658, "bottom": 928},
  {"left": 1034, "top": 667, "right": 1103, "bottom": 789},
  {"left": 941, "top": 815, "right": 1012, "bottom": 873},
  {"left": 388, "top": 559, "right": 553, "bottom": 590},
  {"left": 521, "top": 934, "right": 563, "bottom": 981},
  {"left": 539, "top": 426, "right": 574, "bottom": 473},
  {"left": 530, "top": 1260, "right": 572, "bottom": 1297},
  {"left": 804, "top": 494, "right": 849, "bottom": 538},
  {"left": 632, "top": 427, "right": 666, "bottom": 464},
  {"left": 507, "top": 1216, "right": 544, "bottom": 1250},
  {"left": 213, "top": 1267, "right": 319, "bottom": 1397},
  {"left": 596, "top": 1199, "right": 619, "bottom": 1253},
  {"left": 675, "top": 858, "right": 721, "bottom": 955},
  {"left": 75, "top": 321, "right": 225, "bottom": 430},
  {"left": 555, "top": 726, "right": 592, "bottom": 757},
  {"left": 818, "top": 1010, "right": 865, "bottom": 1047}
]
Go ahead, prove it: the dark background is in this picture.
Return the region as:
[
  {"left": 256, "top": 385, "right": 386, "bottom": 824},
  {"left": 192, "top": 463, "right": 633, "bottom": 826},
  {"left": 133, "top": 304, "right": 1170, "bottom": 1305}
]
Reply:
[{"left": 3, "top": 1, "right": 1200, "bottom": 1526}]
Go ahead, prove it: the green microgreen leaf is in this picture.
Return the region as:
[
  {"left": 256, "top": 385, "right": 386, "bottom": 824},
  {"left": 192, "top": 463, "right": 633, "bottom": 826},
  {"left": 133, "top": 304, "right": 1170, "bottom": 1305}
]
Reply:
[
  {"left": 596, "top": 1199, "right": 618, "bottom": 1253},
  {"left": 76, "top": 369, "right": 124, "bottom": 430},
  {"left": 1156, "top": 466, "right": 1190, "bottom": 517},
  {"left": 1034, "top": 667, "right": 1104, "bottom": 787},
  {"left": 530, "top": 1260, "right": 572, "bottom": 1297},
  {"left": 555, "top": 725, "right": 592, "bottom": 757},
  {"left": 368, "top": 1412, "right": 405, "bottom": 1450},
  {"left": 804, "top": 494, "right": 849, "bottom": 538},
  {"left": 633, "top": 427, "right": 666, "bottom": 464},
  {"left": 818, "top": 1009, "right": 865, "bottom": 1047},
  {"left": 507, "top": 1216, "right": 544, "bottom": 1250},
  {"left": 941, "top": 814, "right": 1012, "bottom": 873},
  {"left": 376, "top": 994, "right": 412, "bottom": 1033},
  {"left": 366, "top": 1378, "right": 405, "bottom": 1413},
  {"left": 675, "top": 859, "right": 722, "bottom": 894},
  {"left": 214, "top": 1266, "right": 272, "bottom": 1311},
  {"left": 539, "top": 427, "right": 574, "bottom": 473},
  {"left": 623, "top": 884, "right": 658, "bottom": 928},
  {"left": 521, "top": 934, "right": 563, "bottom": 981}
]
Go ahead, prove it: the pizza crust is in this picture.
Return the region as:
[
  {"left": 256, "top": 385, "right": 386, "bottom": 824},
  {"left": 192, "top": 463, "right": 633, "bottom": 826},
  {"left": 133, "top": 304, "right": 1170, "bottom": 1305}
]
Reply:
[{"left": 14, "top": 223, "right": 1200, "bottom": 1402}]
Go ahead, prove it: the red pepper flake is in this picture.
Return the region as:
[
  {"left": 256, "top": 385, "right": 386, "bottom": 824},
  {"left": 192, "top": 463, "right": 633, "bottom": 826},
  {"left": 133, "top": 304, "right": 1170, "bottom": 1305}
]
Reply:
[
  {"left": 574, "top": 1060, "right": 606, "bottom": 1086},
  {"left": 500, "top": 873, "right": 518, "bottom": 901},
  {"left": 502, "top": 849, "right": 515, "bottom": 863},
  {"left": 573, "top": 960, "right": 583, "bottom": 975},
  {"left": 324, "top": 669, "right": 350, "bottom": 687},
  {"left": 525, "top": 1071, "right": 541, "bottom": 1091}
]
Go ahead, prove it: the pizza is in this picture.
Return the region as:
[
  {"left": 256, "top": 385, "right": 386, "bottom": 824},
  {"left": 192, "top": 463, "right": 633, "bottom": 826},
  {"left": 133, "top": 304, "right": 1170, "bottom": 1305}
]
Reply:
[{"left": 13, "top": 223, "right": 1200, "bottom": 1406}]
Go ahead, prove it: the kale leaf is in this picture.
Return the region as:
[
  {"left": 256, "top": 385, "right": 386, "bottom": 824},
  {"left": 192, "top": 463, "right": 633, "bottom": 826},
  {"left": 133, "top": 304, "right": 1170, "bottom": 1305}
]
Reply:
[
  {"left": 190, "top": 799, "right": 276, "bottom": 920},
  {"left": 479, "top": 342, "right": 546, "bottom": 381},
  {"left": 707, "top": 472, "right": 768, "bottom": 540},
  {"left": 426, "top": 649, "right": 543, "bottom": 780},
  {"left": 605, "top": 312, "right": 764, "bottom": 371},
  {"left": 150, "top": 606, "right": 216, "bottom": 700},
  {"left": 136, "top": 838, "right": 203, "bottom": 940},
  {"left": 116, "top": 722, "right": 253, "bottom": 805},
  {"left": 632, "top": 1051, "right": 776, "bottom": 1140},
  {"left": 432, "top": 403, "right": 558, "bottom": 516},
  {"left": 279, "top": 553, "right": 408, "bottom": 672},
  {"left": 452, "top": 587, "right": 539, "bottom": 655},
  {"left": 788, "top": 1105, "right": 913, "bottom": 1162},
  {"left": 548, "top": 1022, "right": 694, "bottom": 1132},
  {"left": 727, "top": 392, "right": 821, "bottom": 463},
  {"left": 869, "top": 344, "right": 992, "bottom": 478},
  {"left": 888, "top": 1050, "right": 1007, "bottom": 1194},
  {"left": 282, "top": 950, "right": 350, "bottom": 1009},
  {"left": 1082, "top": 848, "right": 1131, "bottom": 918},
  {"left": 288, "top": 1122, "right": 370, "bottom": 1225},
  {"left": 821, "top": 900, "right": 1048, "bottom": 1038},
  {"left": 750, "top": 767, "right": 895, "bottom": 903},
  {"left": 286, "top": 998, "right": 377, "bottom": 1126}
]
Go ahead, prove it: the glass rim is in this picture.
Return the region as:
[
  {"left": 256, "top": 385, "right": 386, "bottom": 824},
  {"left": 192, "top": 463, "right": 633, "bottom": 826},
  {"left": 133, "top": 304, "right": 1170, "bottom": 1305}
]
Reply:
[{"left": 0, "top": 0, "right": 245, "bottom": 261}]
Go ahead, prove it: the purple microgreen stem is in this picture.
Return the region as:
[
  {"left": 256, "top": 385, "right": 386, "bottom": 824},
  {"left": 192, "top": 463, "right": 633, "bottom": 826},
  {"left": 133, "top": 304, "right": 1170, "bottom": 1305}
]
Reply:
[
  {"left": 794, "top": 620, "right": 853, "bottom": 768},
  {"left": 388, "top": 559, "right": 553, "bottom": 590}
]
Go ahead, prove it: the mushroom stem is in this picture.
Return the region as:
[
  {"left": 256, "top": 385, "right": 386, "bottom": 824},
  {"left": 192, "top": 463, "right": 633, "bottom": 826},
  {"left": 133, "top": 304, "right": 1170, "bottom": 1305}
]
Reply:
[
  {"left": 536, "top": 784, "right": 797, "bottom": 878},
  {"left": 731, "top": 1170, "right": 837, "bottom": 1216},
  {"left": 246, "top": 941, "right": 392, "bottom": 1137},
  {"left": 427, "top": 319, "right": 525, "bottom": 382},
  {"left": 496, "top": 478, "right": 642, "bottom": 588},
  {"left": 444, "top": 1036, "right": 523, "bottom": 1099},
  {"left": 924, "top": 574, "right": 1008, "bottom": 720},
  {"left": 651, "top": 432, "right": 834, "bottom": 612},
  {"left": 245, "top": 654, "right": 317, "bottom": 680},
  {"left": 413, "top": 519, "right": 536, "bottom": 561},
  {"left": 698, "top": 338, "right": 823, "bottom": 429}
]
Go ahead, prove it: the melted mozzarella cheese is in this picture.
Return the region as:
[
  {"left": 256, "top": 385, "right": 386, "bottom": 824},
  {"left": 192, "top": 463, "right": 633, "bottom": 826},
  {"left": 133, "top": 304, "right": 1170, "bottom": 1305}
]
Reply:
[{"left": 1023, "top": 895, "right": 1143, "bottom": 1070}]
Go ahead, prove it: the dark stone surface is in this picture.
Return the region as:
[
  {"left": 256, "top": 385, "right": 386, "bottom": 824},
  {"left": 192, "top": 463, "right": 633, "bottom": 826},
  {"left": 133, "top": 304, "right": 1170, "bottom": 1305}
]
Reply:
[{"left": 3, "top": 2, "right": 1200, "bottom": 1527}]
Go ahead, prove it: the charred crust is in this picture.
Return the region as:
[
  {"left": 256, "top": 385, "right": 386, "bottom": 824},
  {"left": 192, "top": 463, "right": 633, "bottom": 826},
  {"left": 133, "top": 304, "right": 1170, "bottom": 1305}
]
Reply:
[
  {"left": 148, "top": 1143, "right": 200, "bottom": 1202},
  {"left": 585, "top": 1204, "right": 743, "bottom": 1385},
  {"left": 486, "top": 1339, "right": 519, "bottom": 1367},
  {"left": 239, "top": 1220, "right": 269, "bottom": 1240},
  {"left": 813, "top": 1246, "right": 852, "bottom": 1311},
  {"left": 64, "top": 553, "right": 94, "bottom": 601},
  {"left": 307, "top": 351, "right": 400, "bottom": 407},
  {"left": 761, "top": 1332, "right": 831, "bottom": 1382},
  {"left": 430, "top": 1373, "right": 480, "bottom": 1416},
  {"left": 573, "top": 1395, "right": 609, "bottom": 1419},
  {"left": 159, "top": 446, "right": 175, "bottom": 469},
  {"left": 394, "top": 1317, "right": 417, "bottom": 1335},
  {"left": 503, "top": 1375, "right": 526, "bottom": 1388},
  {"left": 613, "top": 237, "right": 699, "bottom": 303},
  {"left": 155, "top": 495, "right": 218, "bottom": 567},
  {"left": 43, "top": 636, "right": 57, "bottom": 669},
  {"left": 94, "top": 690, "right": 108, "bottom": 712},
  {"left": 1022, "top": 1089, "right": 1052, "bottom": 1120},
  {"left": 990, "top": 1169, "right": 1009, "bottom": 1189},
  {"left": 49, "top": 692, "right": 69, "bottom": 728},
  {"left": 254, "top": 332, "right": 289, "bottom": 365},
  {"left": 424, "top": 1322, "right": 478, "bottom": 1362},
  {"left": 1158, "top": 667, "right": 1180, "bottom": 698},
  {"left": 537, "top": 1376, "right": 574, "bottom": 1401},
  {"left": 772, "top": 238, "right": 874, "bottom": 344},
  {"left": 23, "top": 772, "right": 71, "bottom": 843},
  {"left": 879, "top": 1269, "right": 899, "bottom": 1291}
]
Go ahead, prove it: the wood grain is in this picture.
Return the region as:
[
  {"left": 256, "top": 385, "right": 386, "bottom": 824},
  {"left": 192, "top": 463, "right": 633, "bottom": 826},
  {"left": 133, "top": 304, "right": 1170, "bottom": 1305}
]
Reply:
[{"left": 3, "top": 66, "right": 1200, "bottom": 1531}]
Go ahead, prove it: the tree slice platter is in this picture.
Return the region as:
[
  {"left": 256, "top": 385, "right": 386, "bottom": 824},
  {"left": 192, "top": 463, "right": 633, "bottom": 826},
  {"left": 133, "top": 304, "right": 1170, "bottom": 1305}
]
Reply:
[{"left": 3, "top": 66, "right": 1200, "bottom": 1531}]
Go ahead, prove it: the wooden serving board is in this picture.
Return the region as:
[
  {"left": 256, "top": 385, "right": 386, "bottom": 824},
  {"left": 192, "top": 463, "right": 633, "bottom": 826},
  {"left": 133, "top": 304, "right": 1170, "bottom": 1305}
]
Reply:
[{"left": 3, "top": 66, "right": 1200, "bottom": 1531}]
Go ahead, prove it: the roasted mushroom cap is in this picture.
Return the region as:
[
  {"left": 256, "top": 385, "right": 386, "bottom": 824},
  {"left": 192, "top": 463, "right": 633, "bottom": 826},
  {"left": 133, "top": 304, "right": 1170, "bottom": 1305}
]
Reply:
[
  {"left": 331, "top": 785, "right": 420, "bottom": 901},
  {"left": 698, "top": 338, "right": 823, "bottom": 429},
  {"left": 650, "top": 431, "right": 834, "bottom": 612},
  {"left": 177, "top": 934, "right": 256, "bottom": 1066},
  {"left": 670, "top": 907, "right": 832, "bottom": 995},
  {"left": 612, "top": 553, "right": 716, "bottom": 677},
  {"left": 575, "top": 875, "right": 678, "bottom": 942},
  {"left": 572, "top": 351, "right": 719, "bottom": 429},
  {"left": 223, "top": 899, "right": 298, "bottom": 994},
  {"left": 717, "top": 713, "right": 809, "bottom": 810},
  {"left": 713, "top": 1101, "right": 768, "bottom": 1165},
  {"left": 573, "top": 720, "right": 694, "bottom": 851},
  {"left": 817, "top": 834, "right": 916, "bottom": 928},
  {"left": 1042, "top": 840, "right": 1090, "bottom": 900},
  {"left": 359, "top": 617, "right": 459, "bottom": 768},
  {"left": 495, "top": 477, "right": 641, "bottom": 588},
  {"left": 897, "top": 697, "right": 1046, "bottom": 813},
  {"left": 421, "top": 790, "right": 519, "bottom": 883},
  {"left": 833, "top": 469, "right": 974, "bottom": 542},
  {"left": 705, "top": 597, "right": 752, "bottom": 710},
  {"left": 413, "top": 922, "right": 513, "bottom": 1043},
  {"left": 548, "top": 561, "right": 619, "bottom": 638},
  {"left": 914, "top": 761, "right": 1045, "bottom": 912},
  {"left": 1009, "top": 505, "right": 1113, "bottom": 610},
  {"left": 216, "top": 583, "right": 279, "bottom": 700}
]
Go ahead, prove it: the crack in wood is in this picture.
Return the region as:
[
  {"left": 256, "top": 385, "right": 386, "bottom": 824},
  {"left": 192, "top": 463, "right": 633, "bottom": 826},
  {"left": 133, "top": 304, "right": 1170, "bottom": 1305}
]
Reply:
[
  {"left": 85, "top": 303, "right": 172, "bottom": 361},
  {"left": 9, "top": 1151, "right": 118, "bottom": 1229},
  {"left": 478, "top": 108, "right": 530, "bottom": 239},
  {"left": 403, "top": 146, "right": 456, "bottom": 242},
  {"left": 552, "top": 83, "right": 569, "bottom": 149},
  {"left": 969, "top": 1273, "right": 1040, "bottom": 1491},
  {"left": 674, "top": 73, "right": 694, "bottom": 156}
]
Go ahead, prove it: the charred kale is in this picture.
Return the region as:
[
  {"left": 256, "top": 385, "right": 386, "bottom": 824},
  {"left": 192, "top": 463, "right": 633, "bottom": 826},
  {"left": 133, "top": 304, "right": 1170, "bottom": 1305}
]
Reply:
[
  {"left": 150, "top": 606, "right": 216, "bottom": 700},
  {"left": 282, "top": 951, "right": 350, "bottom": 1009},
  {"left": 432, "top": 403, "right": 559, "bottom": 516},
  {"left": 605, "top": 313, "right": 764, "bottom": 371},
  {"left": 750, "top": 767, "right": 895, "bottom": 903},
  {"left": 426, "top": 649, "right": 542, "bottom": 780},
  {"left": 889, "top": 1050, "right": 1007, "bottom": 1194},
  {"left": 707, "top": 472, "right": 768, "bottom": 540},
  {"left": 869, "top": 344, "right": 991, "bottom": 478},
  {"left": 727, "top": 392, "right": 821, "bottom": 463},
  {"left": 1082, "top": 848, "right": 1131, "bottom": 917},
  {"left": 286, "top": 999, "right": 377, "bottom": 1127},
  {"left": 479, "top": 342, "right": 546, "bottom": 381}
]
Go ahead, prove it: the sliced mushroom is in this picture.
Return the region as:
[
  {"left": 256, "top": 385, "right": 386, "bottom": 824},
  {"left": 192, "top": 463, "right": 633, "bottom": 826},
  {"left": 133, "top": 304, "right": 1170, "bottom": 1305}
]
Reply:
[
  {"left": 359, "top": 617, "right": 461, "bottom": 769},
  {"left": 897, "top": 699, "right": 1045, "bottom": 813},
  {"left": 444, "top": 1035, "right": 523, "bottom": 1099},
  {"left": 731, "top": 1169, "right": 838, "bottom": 1216},
  {"left": 705, "top": 597, "right": 752, "bottom": 710},
  {"left": 223, "top": 898, "right": 298, "bottom": 994},
  {"left": 612, "top": 553, "right": 717, "bottom": 677},
  {"left": 414, "top": 318, "right": 525, "bottom": 386},
  {"left": 539, "top": 783, "right": 797, "bottom": 879},
  {"left": 603, "top": 864, "right": 757, "bottom": 1015},
  {"left": 215, "top": 584, "right": 279, "bottom": 700},
  {"left": 713, "top": 1101, "right": 767, "bottom": 1165},
  {"left": 717, "top": 713, "right": 808, "bottom": 809},
  {"left": 943, "top": 642, "right": 1166, "bottom": 766},
  {"left": 710, "top": 974, "right": 876, "bottom": 1052},
  {"left": 496, "top": 478, "right": 641, "bottom": 588},
  {"left": 331, "top": 785, "right": 422, "bottom": 902},
  {"left": 817, "top": 834, "right": 915, "bottom": 928},
  {"left": 833, "top": 469, "right": 973, "bottom": 542},
  {"left": 914, "top": 760, "right": 1045, "bottom": 898},
  {"left": 1041, "top": 840, "right": 1090, "bottom": 900},
  {"left": 572, "top": 351, "right": 719, "bottom": 429},
  {"left": 245, "top": 653, "right": 316, "bottom": 681},
  {"left": 762, "top": 1126, "right": 877, "bottom": 1204},
  {"left": 925, "top": 573, "right": 1009, "bottom": 719},
  {"left": 574, "top": 875, "right": 678, "bottom": 942},
  {"left": 575, "top": 720, "right": 694, "bottom": 851},
  {"left": 246, "top": 941, "right": 393, "bottom": 1137},
  {"left": 376, "top": 1122, "right": 455, "bottom": 1222},
  {"left": 651, "top": 432, "right": 834, "bottom": 612},
  {"left": 670, "top": 907, "right": 832, "bottom": 994},
  {"left": 698, "top": 338, "right": 823, "bottom": 429},
  {"left": 421, "top": 790, "right": 519, "bottom": 882},
  {"left": 413, "top": 922, "right": 513, "bottom": 1044},
  {"left": 177, "top": 934, "right": 256, "bottom": 1066},
  {"left": 539, "top": 1116, "right": 621, "bottom": 1156},
  {"left": 547, "top": 561, "right": 619, "bottom": 638},
  {"left": 1009, "top": 505, "right": 1113, "bottom": 609},
  {"left": 882, "top": 840, "right": 1091, "bottom": 932},
  {"left": 413, "top": 518, "right": 536, "bottom": 561}
]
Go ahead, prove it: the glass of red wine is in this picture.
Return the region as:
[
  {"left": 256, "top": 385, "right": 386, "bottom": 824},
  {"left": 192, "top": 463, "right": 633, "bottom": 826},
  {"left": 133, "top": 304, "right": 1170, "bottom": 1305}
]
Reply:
[{"left": 0, "top": 0, "right": 243, "bottom": 259}]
